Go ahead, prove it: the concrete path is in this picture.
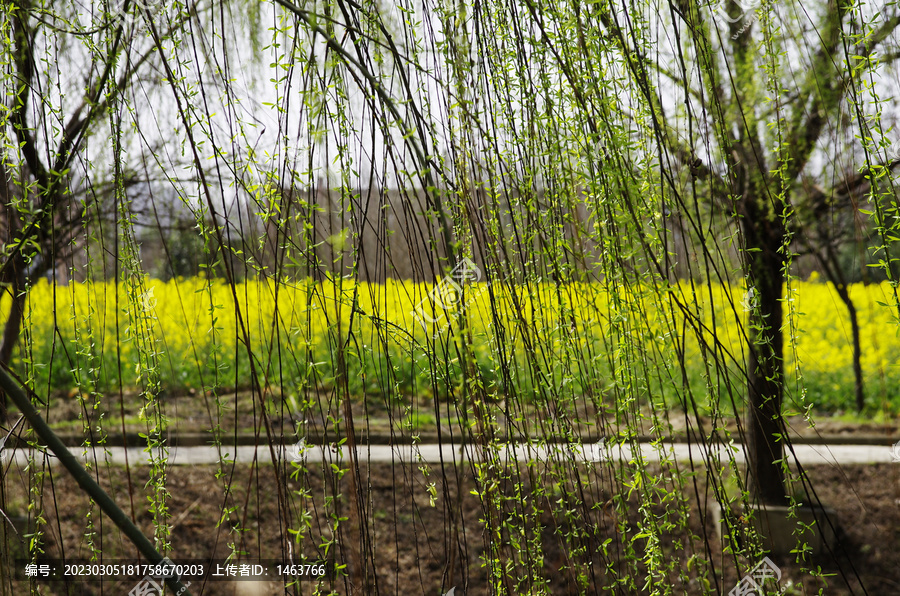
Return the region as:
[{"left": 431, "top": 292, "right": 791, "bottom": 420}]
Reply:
[{"left": 2, "top": 440, "right": 897, "bottom": 467}]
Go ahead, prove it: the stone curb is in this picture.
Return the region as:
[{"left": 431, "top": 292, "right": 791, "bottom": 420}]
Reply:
[{"left": 5, "top": 431, "right": 897, "bottom": 448}]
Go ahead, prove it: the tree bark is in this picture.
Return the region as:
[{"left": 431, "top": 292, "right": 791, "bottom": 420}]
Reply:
[
  {"left": 0, "top": 260, "right": 27, "bottom": 421},
  {"left": 742, "top": 199, "right": 789, "bottom": 506},
  {"left": 0, "top": 276, "right": 26, "bottom": 367}
]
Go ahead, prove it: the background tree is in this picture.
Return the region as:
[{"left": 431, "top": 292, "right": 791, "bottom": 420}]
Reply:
[
  {"left": 607, "top": 0, "right": 900, "bottom": 504},
  {"left": 0, "top": 0, "right": 197, "bottom": 417},
  {"left": 794, "top": 174, "right": 886, "bottom": 413}
]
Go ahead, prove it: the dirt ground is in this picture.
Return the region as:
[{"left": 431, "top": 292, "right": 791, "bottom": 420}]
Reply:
[
  {"left": 29, "top": 388, "right": 900, "bottom": 446},
  {"left": 1, "top": 457, "right": 898, "bottom": 595},
  {"left": 2, "top": 390, "right": 899, "bottom": 594}
]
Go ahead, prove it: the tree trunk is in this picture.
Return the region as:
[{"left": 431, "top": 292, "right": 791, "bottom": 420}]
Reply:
[
  {"left": 0, "top": 277, "right": 26, "bottom": 366},
  {"left": 742, "top": 201, "right": 789, "bottom": 506},
  {"left": 850, "top": 300, "right": 863, "bottom": 412},
  {"left": 818, "top": 243, "right": 865, "bottom": 412},
  {"left": 0, "top": 263, "right": 27, "bottom": 421},
  {"left": 0, "top": 158, "right": 10, "bottom": 421},
  {"left": 832, "top": 284, "right": 864, "bottom": 411}
]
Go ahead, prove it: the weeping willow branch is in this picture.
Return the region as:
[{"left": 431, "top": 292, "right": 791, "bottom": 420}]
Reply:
[{"left": 271, "top": 0, "right": 457, "bottom": 268}]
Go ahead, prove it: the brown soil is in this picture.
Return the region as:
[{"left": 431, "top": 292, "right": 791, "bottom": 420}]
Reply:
[
  {"left": 26, "top": 389, "right": 900, "bottom": 445},
  {"left": 1, "top": 458, "right": 898, "bottom": 595}
]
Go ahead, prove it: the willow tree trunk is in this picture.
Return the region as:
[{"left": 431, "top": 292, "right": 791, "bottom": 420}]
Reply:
[
  {"left": 742, "top": 199, "right": 789, "bottom": 507},
  {"left": 0, "top": 259, "right": 27, "bottom": 421}
]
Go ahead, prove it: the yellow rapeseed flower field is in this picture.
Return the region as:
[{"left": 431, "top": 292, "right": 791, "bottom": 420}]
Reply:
[{"left": 5, "top": 276, "right": 899, "bottom": 411}]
